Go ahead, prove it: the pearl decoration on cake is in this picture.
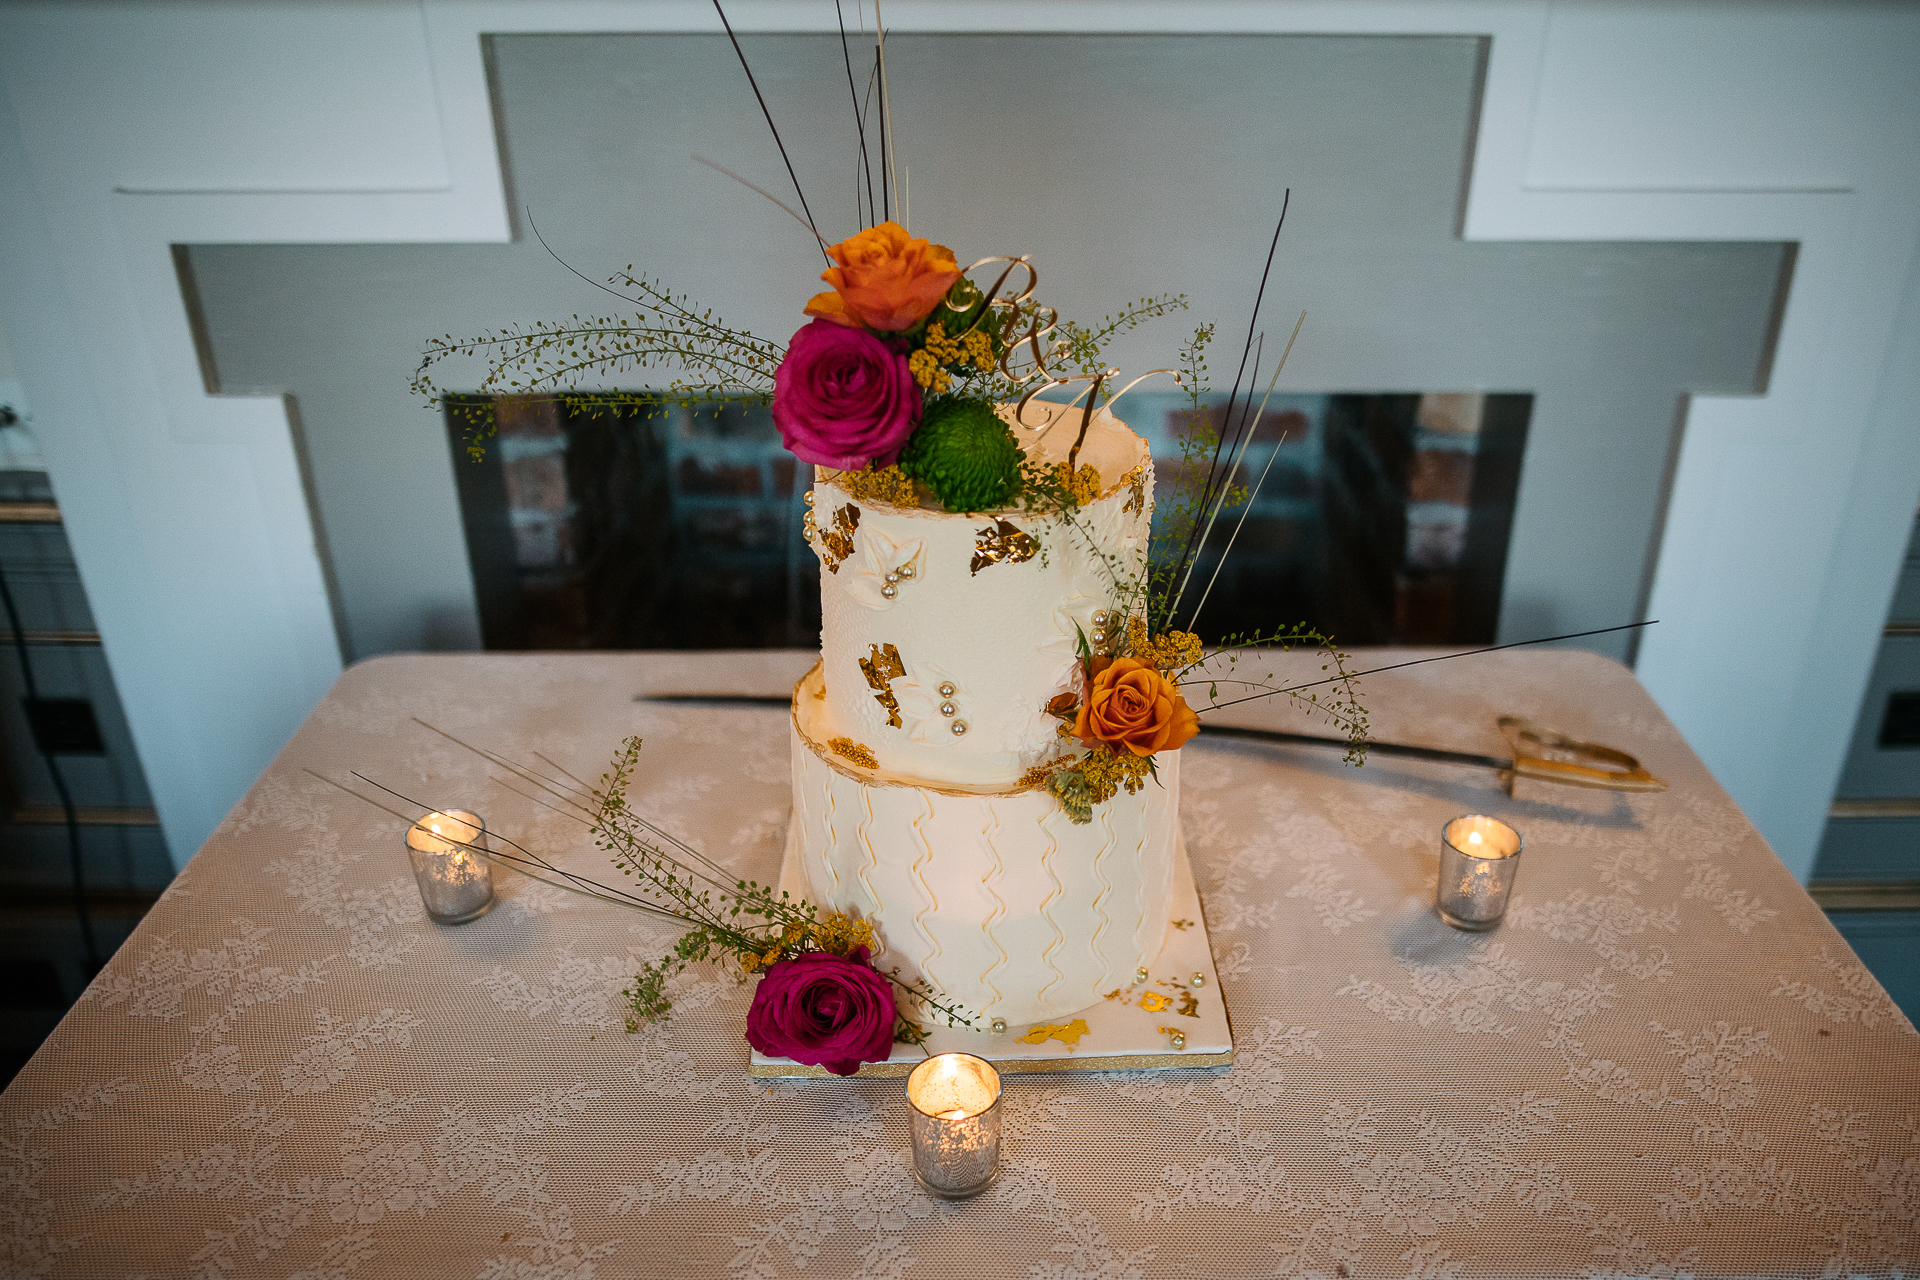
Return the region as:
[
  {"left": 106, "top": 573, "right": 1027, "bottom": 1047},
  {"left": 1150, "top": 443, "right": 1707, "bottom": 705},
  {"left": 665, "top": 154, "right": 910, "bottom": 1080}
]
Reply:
[
  {"left": 1191, "top": 972, "right": 1206, "bottom": 989},
  {"left": 1135, "top": 967, "right": 1149, "bottom": 983},
  {"left": 951, "top": 720, "right": 968, "bottom": 736},
  {"left": 937, "top": 681, "right": 956, "bottom": 698},
  {"left": 1169, "top": 1031, "right": 1186, "bottom": 1051},
  {"left": 897, "top": 563, "right": 915, "bottom": 579},
  {"left": 939, "top": 702, "right": 957, "bottom": 718},
  {"left": 989, "top": 1018, "right": 1007, "bottom": 1035},
  {"left": 885, "top": 571, "right": 900, "bottom": 585},
  {"left": 881, "top": 583, "right": 897, "bottom": 600}
]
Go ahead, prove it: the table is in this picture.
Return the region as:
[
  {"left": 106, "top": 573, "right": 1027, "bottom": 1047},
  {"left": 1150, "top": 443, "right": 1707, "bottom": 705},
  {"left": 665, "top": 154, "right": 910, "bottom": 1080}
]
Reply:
[{"left": 4, "top": 649, "right": 1915, "bottom": 1279}]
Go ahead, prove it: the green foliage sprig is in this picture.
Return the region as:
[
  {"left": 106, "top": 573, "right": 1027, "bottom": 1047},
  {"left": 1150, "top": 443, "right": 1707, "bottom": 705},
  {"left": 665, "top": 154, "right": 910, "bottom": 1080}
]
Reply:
[
  {"left": 1056, "top": 294, "right": 1189, "bottom": 385},
  {"left": 1145, "top": 324, "right": 1253, "bottom": 633},
  {"left": 323, "top": 728, "right": 969, "bottom": 1045},
  {"left": 581, "top": 736, "right": 969, "bottom": 1039},
  {"left": 1179, "top": 627, "right": 1370, "bottom": 765},
  {"left": 412, "top": 272, "right": 783, "bottom": 461}
]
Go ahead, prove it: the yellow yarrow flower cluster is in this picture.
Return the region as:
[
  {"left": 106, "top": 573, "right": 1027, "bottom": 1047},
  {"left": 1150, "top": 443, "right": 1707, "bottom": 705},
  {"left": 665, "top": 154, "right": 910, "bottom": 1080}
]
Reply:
[
  {"left": 738, "top": 911, "right": 877, "bottom": 973},
  {"left": 1127, "top": 617, "right": 1204, "bottom": 672},
  {"left": 909, "top": 321, "right": 994, "bottom": 393},
  {"left": 1050, "top": 462, "right": 1103, "bottom": 506},
  {"left": 842, "top": 464, "right": 919, "bottom": 507},
  {"left": 1078, "top": 744, "right": 1153, "bottom": 802},
  {"left": 811, "top": 910, "right": 878, "bottom": 958}
]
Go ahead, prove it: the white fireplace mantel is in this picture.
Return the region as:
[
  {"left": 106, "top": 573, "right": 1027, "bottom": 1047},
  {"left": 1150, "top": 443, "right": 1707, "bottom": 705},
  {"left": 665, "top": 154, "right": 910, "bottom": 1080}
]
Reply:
[{"left": 0, "top": 1, "right": 1915, "bottom": 877}]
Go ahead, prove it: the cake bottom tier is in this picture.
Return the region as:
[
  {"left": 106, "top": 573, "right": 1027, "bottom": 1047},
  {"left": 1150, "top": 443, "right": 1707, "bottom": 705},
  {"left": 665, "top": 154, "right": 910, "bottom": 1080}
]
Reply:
[{"left": 788, "top": 710, "right": 1180, "bottom": 1025}]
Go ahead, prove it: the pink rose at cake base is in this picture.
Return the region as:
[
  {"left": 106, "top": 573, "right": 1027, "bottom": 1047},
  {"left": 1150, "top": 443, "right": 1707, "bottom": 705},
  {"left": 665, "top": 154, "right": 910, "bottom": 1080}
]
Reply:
[{"left": 744, "top": 948, "right": 897, "bottom": 1077}]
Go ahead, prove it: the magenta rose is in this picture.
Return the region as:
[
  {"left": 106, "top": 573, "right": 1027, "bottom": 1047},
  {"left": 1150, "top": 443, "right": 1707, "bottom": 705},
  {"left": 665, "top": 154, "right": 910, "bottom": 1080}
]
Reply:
[
  {"left": 772, "top": 319, "right": 922, "bottom": 470},
  {"left": 744, "top": 948, "right": 897, "bottom": 1076}
]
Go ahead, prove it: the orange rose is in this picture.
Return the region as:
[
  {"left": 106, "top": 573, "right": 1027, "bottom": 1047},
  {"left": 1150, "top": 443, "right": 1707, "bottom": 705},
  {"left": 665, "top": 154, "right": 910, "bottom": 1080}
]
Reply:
[
  {"left": 802, "top": 291, "right": 862, "bottom": 328},
  {"left": 1073, "top": 657, "right": 1201, "bottom": 757},
  {"left": 815, "top": 221, "right": 961, "bottom": 333}
]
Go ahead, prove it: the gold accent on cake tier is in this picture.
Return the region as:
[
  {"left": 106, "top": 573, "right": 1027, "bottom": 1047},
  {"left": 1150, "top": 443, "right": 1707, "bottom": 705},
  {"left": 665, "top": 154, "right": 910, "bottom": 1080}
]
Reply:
[
  {"left": 791, "top": 662, "right": 1056, "bottom": 798},
  {"left": 828, "top": 738, "right": 878, "bottom": 768},
  {"left": 970, "top": 518, "right": 1038, "bottom": 575},
  {"left": 819, "top": 503, "right": 861, "bottom": 572},
  {"left": 858, "top": 643, "right": 907, "bottom": 727}
]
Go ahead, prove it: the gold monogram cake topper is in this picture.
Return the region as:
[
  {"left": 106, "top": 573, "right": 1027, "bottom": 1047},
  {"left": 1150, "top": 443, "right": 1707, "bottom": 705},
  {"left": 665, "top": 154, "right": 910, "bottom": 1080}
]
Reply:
[
  {"left": 970, "top": 518, "right": 1037, "bottom": 576},
  {"left": 819, "top": 503, "right": 861, "bottom": 574},
  {"left": 858, "top": 642, "right": 907, "bottom": 728}
]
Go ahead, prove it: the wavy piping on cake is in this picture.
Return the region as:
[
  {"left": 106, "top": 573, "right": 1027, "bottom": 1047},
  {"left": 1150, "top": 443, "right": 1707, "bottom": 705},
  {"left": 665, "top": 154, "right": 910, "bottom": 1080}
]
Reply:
[
  {"left": 818, "top": 784, "right": 843, "bottom": 903},
  {"left": 856, "top": 788, "right": 882, "bottom": 921},
  {"left": 1130, "top": 801, "right": 1152, "bottom": 960},
  {"left": 908, "top": 791, "right": 943, "bottom": 978},
  {"left": 1088, "top": 799, "right": 1117, "bottom": 991},
  {"left": 977, "top": 800, "right": 1010, "bottom": 1013},
  {"left": 1034, "top": 816, "right": 1068, "bottom": 1008}
]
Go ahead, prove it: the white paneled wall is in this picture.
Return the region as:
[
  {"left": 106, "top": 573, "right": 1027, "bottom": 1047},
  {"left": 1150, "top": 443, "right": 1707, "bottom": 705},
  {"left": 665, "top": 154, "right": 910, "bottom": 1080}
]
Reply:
[{"left": 0, "top": 1, "right": 1915, "bottom": 877}]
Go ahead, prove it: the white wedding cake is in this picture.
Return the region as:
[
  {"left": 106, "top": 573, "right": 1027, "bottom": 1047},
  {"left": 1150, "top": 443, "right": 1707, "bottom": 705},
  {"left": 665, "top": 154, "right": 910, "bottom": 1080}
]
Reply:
[{"left": 789, "top": 401, "right": 1180, "bottom": 1026}]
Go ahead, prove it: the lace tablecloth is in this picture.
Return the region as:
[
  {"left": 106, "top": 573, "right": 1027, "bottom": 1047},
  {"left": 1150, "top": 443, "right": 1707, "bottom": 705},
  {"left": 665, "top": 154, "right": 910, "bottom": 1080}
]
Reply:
[{"left": 4, "top": 649, "right": 1915, "bottom": 1279}]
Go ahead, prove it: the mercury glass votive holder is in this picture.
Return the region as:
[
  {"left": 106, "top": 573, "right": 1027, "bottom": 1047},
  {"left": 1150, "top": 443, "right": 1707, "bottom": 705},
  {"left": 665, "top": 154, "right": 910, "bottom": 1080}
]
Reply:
[
  {"left": 1436, "top": 814, "right": 1523, "bottom": 931},
  {"left": 906, "top": 1053, "right": 1002, "bottom": 1199},
  {"left": 404, "top": 810, "right": 496, "bottom": 925}
]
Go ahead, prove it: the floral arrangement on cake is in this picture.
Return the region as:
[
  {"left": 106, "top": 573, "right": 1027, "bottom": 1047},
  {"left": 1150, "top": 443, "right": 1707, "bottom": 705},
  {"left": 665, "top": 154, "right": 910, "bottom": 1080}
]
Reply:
[{"left": 415, "top": 207, "right": 1367, "bottom": 811}]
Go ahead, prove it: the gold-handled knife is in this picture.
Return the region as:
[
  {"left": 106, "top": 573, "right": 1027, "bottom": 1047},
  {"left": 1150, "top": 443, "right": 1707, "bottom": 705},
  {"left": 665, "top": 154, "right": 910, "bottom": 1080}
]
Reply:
[
  {"left": 635, "top": 696, "right": 1666, "bottom": 794},
  {"left": 1198, "top": 715, "right": 1666, "bottom": 794}
]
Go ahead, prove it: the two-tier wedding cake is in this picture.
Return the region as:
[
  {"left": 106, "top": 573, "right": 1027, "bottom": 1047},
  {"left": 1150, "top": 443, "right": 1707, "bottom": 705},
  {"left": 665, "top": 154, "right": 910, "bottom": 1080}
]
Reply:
[{"left": 789, "top": 400, "right": 1180, "bottom": 1026}]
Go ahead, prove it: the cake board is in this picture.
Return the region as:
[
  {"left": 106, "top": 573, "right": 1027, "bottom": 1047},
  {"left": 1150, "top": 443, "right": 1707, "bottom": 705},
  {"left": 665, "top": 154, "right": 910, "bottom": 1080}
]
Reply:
[{"left": 749, "top": 823, "right": 1234, "bottom": 1077}]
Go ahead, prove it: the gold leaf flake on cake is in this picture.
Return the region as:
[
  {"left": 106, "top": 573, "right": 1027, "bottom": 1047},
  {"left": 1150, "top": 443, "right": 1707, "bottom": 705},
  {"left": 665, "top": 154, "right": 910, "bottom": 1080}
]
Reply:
[
  {"left": 1124, "top": 469, "right": 1147, "bottom": 515},
  {"left": 1016, "top": 1017, "right": 1090, "bottom": 1048},
  {"left": 819, "top": 503, "right": 861, "bottom": 573},
  {"left": 827, "top": 737, "right": 878, "bottom": 769},
  {"left": 858, "top": 642, "right": 907, "bottom": 728},
  {"left": 969, "top": 518, "right": 1037, "bottom": 576}
]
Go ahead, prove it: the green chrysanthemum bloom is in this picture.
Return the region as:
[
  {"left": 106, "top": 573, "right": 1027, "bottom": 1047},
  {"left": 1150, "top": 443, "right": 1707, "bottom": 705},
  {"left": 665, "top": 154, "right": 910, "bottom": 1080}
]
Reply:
[{"left": 898, "top": 398, "right": 1026, "bottom": 512}]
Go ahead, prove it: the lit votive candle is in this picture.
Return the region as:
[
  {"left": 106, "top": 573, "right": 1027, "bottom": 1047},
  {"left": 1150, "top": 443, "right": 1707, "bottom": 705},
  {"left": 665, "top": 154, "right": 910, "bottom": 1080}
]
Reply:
[
  {"left": 1436, "top": 814, "right": 1523, "bottom": 931},
  {"left": 404, "top": 810, "right": 496, "bottom": 925},
  {"left": 905, "top": 1052, "right": 1001, "bottom": 1199}
]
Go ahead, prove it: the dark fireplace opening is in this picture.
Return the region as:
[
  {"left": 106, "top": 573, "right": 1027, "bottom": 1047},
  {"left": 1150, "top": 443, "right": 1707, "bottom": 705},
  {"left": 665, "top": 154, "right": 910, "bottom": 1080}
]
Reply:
[{"left": 447, "top": 391, "right": 1529, "bottom": 651}]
